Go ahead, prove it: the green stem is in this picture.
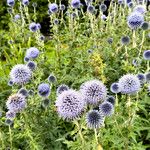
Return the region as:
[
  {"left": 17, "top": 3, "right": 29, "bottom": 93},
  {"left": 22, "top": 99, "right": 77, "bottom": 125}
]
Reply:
[
  {"left": 9, "top": 125, "right": 13, "bottom": 150},
  {"left": 132, "top": 30, "right": 136, "bottom": 48},
  {"left": 94, "top": 128, "right": 98, "bottom": 145}
]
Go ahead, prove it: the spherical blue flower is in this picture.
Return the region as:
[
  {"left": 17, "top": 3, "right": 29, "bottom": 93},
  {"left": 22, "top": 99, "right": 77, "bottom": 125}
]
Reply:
[
  {"left": 39, "top": 35, "right": 45, "bottom": 41},
  {"left": 145, "top": 72, "right": 150, "bottom": 82},
  {"left": 126, "top": 0, "right": 132, "bottom": 3},
  {"left": 49, "top": 3, "right": 58, "bottom": 13},
  {"left": 99, "top": 4, "right": 107, "bottom": 12},
  {"left": 137, "top": 73, "right": 146, "bottom": 83},
  {"left": 99, "top": 101, "right": 114, "bottom": 116},
  {"left": 26, "top": 47, "right": 39, "bottom": 59},
  {"left": 10, "top": 64, "right": 32, "bottom": 85},
  {"left": 22, "top": 0, "right": 29, "bottom": 6},
  {"left": 24, "top": 56, "right": 30, "bottom": 62},
  {"left": 56, "top": 84, "right": 69, "bottom": 95},
  {"left": 86, "top": 110, "right": 104, "bottom": 129},
  {"left": 110, "top": 82, "right": 120, "bottom": 93},
  {"left": 42, "top": 98, "right": 50, "bottom": 108},
  {"left": 143, "top": 50, "right": 150, "bottom": 60},
  {"left": 14, "top": 14, "right": 20, "bottom": 21},
  {"left": 48, "top": 74, "right": 57, "bottom": 83},
  {"left": 121, "top": 36, "right": 130, "bottom": 45},
  {"left": 87, "top": 5, "right": 95, "bottom": 14},
  {"left": 29, "top": 22, "right": 38, "bottom": 32},
  {"left": 5, "top": 119, "right": 13, "bottom": 126},
  {"left": 106, "top": 96, "right": 115, "bottom": 105},
  {"left": 127, "top": 12, "right": 144, "bottom": 30},
  {"left": 118, "top": 0, "right": 123, "bottom": 4},
  {"left": 27, "top": 61, "right": 36, "bottom": 71},
  {"left": 71, "top": 12, "right": 77, "bottom": 19},
  {"left": 53, "top": 19, "right": 59, "bottom": 25},
  {"left": 7, "top": 0, "right": 15, "bottom": 7},
  {"left": 80, "top": 80, "right": 107, "bottom": 105},
  {"left": 101, "top": 15, "right": 107, "bottom": 21},
  {"left": 38, "top": 83, "right": 50, "bottom": 97},
  {"left": 6, "top": 111, "right": 16, "bottom": 119},
  {"left": 141, "top": 22, "right": 149, "bottom": 30},
  {"left": 8, "top": 80, "right": 14, "bottom": 86},
  {"left": 127, "top": 2, "right": 134, "bottom": 8},
  {"left": 59, "top": 4, "right": 65, "bottom": 11},
  {"left": 118, "top": 74, "right": 141, "bottom": 94},
  {"left": 71, "top": 0, "right": 80, "bottom": 9},
  {"left": 6, "top": 94, "right": 26, "bottom": 113},
  {"left": 18, "top": 88, "right": 28, "bottom": 97},
  {"left": 36, "top": 23, "right": 41, "bottom": 29},
  {"left": 55, "top": 89, "right": 86, "bottom": 120},
  {"left": 107, "top": 38, "right": 113, "bottom": 44},
  {"left": 133, "top": 5, "right": 146, "bottom": 14}
]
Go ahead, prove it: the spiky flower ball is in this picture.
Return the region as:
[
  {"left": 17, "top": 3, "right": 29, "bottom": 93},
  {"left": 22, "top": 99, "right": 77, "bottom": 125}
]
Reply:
[
  {"left": 38, "top": 83, "right": 50, "bottom": 97},
  {"left": 7, "top": 0, "right": 15, "bottom": 7},
  {"left": 26, "top": 47, "right": 39, "bottom": 59},
  {"left": 6, "top": 111, "right": 16, "bottom": 119},
  {"left": 42, "top": 99, "right": 50, "bottom": 108},
  {"left": 141, "top": 22, "right": 149, "bottom": 30},
  {"left": 6, "top": 94, "right": 26, "bottom": 113},
  {"left": 29, "top": 22, "right": 38, "bottom": 32},
  {"left": 118, "top": 74, "right": 141, "bottom": 94},
  {"left": 55, "top": 90, "right": 85, "bottom": 120},
  {"left": 48, "top": 74, "right": 57, "bottom": 83},
  {"left": 137, "top": 73, "right": 146, "bottom": 84},
  {"left": 99, "top": 4, "right": 107, "bottom": 12},
  {"left": 49, "top": 3, "right": 58, "bottom": 13},
  {"left": 99, "top": 101, "right": 114, "bottom": 116},
  {"left": 106, "top": 96, "right": 115, "bottom": 106},
  {"left": 86, "top": 110, "right": 104, "bottom": 129},
  {"left": 56, "top": 84, "right": 69, "bottom": 95},
  {"left": 14, "top": 14, "right": 20, "bottom": 21},
  {"left": 22, "top": 0, "right": 29, "bottom": 6},
  {"left": 145, "top": 72, "right": 150, "bottom": 82},
  {"left": 121, "top": 36, "right": 130, "bottom": 45},
  {"left": 87, "top": 5, "right": 95, "bottom": 14},
  {"left": 18, "top": 88, "right": 28, "bottom": 97},
  {"left": 27, "top": 61, "right": 36, "bottom": 71},
  {"left": 80, "top": 80, "right": 107, "bottom": 105},
  {"left": 133, "top": 5, "right": 146, "bottom": 14},
  {"left": 143, "top": 50, "right": 150, "bottom": 60},
  {"left": 8, "top": 80, "right": 14, "bottom": 86},
  {"left": 10, "top": 64, "right": 32, "bottom": 85},
  {"left": 127, "top": 12, "right": 144, "bottom": 30},
  {"left": 59, "top": 4, "right": 65, "bottom": 11},
  {"left": 110, "top": 82, "right": 120, "bottom": 94},
  {"left": 71, "top": 0, "right": 80, "bottom": 9}
]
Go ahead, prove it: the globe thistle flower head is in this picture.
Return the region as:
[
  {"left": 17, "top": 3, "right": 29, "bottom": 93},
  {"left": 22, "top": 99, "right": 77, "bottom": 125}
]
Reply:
[
  {"left": 145, "top": 72, "right": 150, "bottom": 82},
  {"left": 87, "top": 49, "right": 93, "bottom": 54},
  {"left": 14, "top": 14, "right": 20, "bottom": 21},
  {"left": 121, "top": 36, "right": 130, "bottom": 45},
  {"left": 55, "top": 89, "right": 86, "bottom": 120},
  {"left": 118, "top": 74, "right": 141, "bottom": 94},
  {"left": 80, "top": 79, "right": 107, "bottom": 105},
  {"left": 126, "top": 0, "right": 132, "bottom": 4},
  {"left": 39, "top": 35, "right": 45, "bottom": 41},
  {"left": 6, "top": 94, "right": 26, "bottom": 113},
  {"left": 137, "top": 73, "right": 146, "bottom": 84},
  {"left": 143, "top": 50, "right": 150, "bottom": 60},
  {"left": 24, "top": 56, "right": 30, "bottom": 62},
  {"left": 133, "top": 5, "right": 146, "bottom": 14},
  {"left": 49, "top": 3, "right": 58, "bottom": 13},
  {"left": 107, "top": 38, "right": 113, "bottom": 44},
  {"left": 8, "top": 80, "right": 14, "bottom": 86},
  {"left": 56, "top": 84, "right": 69, "bottom": 95},
  {"left": 106, "top": 96, "right": 115, "bottom": 105},
  {"left": 118, "top": 0, "right": 123, "bottom": 4},
  {"left": 53, "top": 19, "right": 59, "bottom": 25},
  {"left": 141, "top": 22, "right": 149, "bottom": 30},
  {"left": 32, "top": 2, "right": 37, "bottom": 7},
  {"left": 38, "top": 83, "right": 50, "bottom": 97},
  {"left": 42, "top": 98, "right": 50, "bottom": 108},
  {"left": 18, "top": 88, "right": 28, "bottom": 97},
  {"left": 6, "top": 111, "right": 16, "bottom": 119},
  {"left": 29, "top": 22, "right": 38, "bottom": 32},
  {"left": 127, "top": 12, "right": 144, "bottom": 30},
  {"left": 99, "top": 4, "right": 107, "bottom": 12},
  {"left": 71, "top": 0, "right": 80, "bottom": 9},
  {"left": 87, "top": 5, "right": 95, "bottom": 14},
  {"left": 110, "top": 82, "right": 120, "bottom": 93},
  {"left": 86, "top": 110, "right": 104, "bottom": 129},
  {"left": 10, "top": 64, "right": 32, "bottom": 85},
  {"left": 101, "top": 15, "right": 107, "bottom": 21},
  {"left": 71, "top": 12, "right": 77, "bottom": 19},
  {"left": 99, "top": 101, "right": 114, "bottom": 116},
  {"left": 28, "top": 89, "right": 34, "bottom": 96},
  {"left": 26, "top": 47, "right": 39, "bottom": 59},
  {"left": 37, "top": 23, "right": 41, "bottom": 30},
  {"left": 127, "top": 2, "right": 134, "bottom": 8},
  {"left": 27, "top": 61, "right": 36, "bottom": 71},
  {"left": 59, "top": 4, "right": 65, "bottom": 11},
  {"left": 48, "top": 74, "right": 57, "bottom": 83},
  {"left": 22, "top": 0, "right": 29, "bottom": 6},
  {"left": 5, "top": 119, "right": 13, "bottom": 126},
  {"left": 7, "top": 0, "right": 15, "bottom": 7}
]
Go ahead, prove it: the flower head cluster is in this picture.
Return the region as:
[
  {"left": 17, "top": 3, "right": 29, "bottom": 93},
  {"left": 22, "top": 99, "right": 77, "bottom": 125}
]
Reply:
[
  {"left": 106, "top": 96, "right": 115, "bottom": 105},
  {"left": 26, "top": 47, "right": 39, "bottom": 59},
  {"left": 86, "top": 110, "right": 104, "bottom": 129},
  {"left": 71, "top": 0, "right": 80, "bottom": 9},
  {"left": 55, "top": 89, "right": 85, "bottom": 120},
  {"left": 38, "top": 83, "right": 51, "bottom": 97},
  {"left": 7, "top": 0, "right": 15, "bottom": 7},
  {"left": 87, "top": 5, "right": 95, "bottom": 14},
  {"left": 6, "top": 94, "right": 26, "bottom": 113},
  {"left": 49, "top": 3, "right": 58, "bottom": 13},
  {"left": 127, "top": 12, "right": 144, "bottom": 30},
  {"left": 27, "top": 61, "right": 36, "bottom": 71},
  {"left": 110, "top": 82, "right": 120, "bottom": 93},
  {"left": 22, "top": 0, "right": 29, "bottom": 6},
  {"left": 29, "top": 22, "right": 39, "bottom": 32},
  {"left": 48, "top": 74, "right": 57, "bottom": 83},
  {"left": 118, "top": 74, "right": 141, "bottom": 94},
  {"left": 10, "top": 64, "right": 32, "bottom": 85},
  {"left": 121, "top": 36, "right": 130, "bottom": 45},
  {"left": 99, "top": 4, "right": 107, "bottom": 12},
  {"left": 59, "top": 4, "right": 65, "bottom": 11},
  {"left": 80, "top": 80, "right": 107, "bottom": 105},
  {"left": 143, "top": 50, "right": 150, "bottom": 60}
]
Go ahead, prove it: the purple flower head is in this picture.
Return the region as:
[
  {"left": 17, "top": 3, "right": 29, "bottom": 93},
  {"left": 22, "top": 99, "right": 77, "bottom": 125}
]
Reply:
[
  {"left": 48, "top": 74, "right": 57, "bottom": 83},
  {"left": 7, "top": 0, "right": 15, "bottom": 7},
  {"left": 18, "top": 88, "right": 28, "bottom": 97},
  {"left": 10, "top": 64, "right": 32, "bottom": 85},
  {"left": 87, "top": 5, "right": 95, "bottom": 14},
  {"left": 27, "top": 61, "right": 36, "bottom": 71},
  {"left": 143, "top": 50, "right": 150, "bottom": 60},
  {"left": 56, "top": 84, "right": 69, "bottom": 95},
  {"left": 26, "top": 47, "right": 39, "bottom": 59},
  {"left": 86, "top": 110, "right": 104, "bottom": 129},
  {"left": 71, "top": 0, "right": 80, "bottom": 9},
  {"left": 99, "top": 4, "right": 107, "bottom": 12},
  {"left": 118, "top": 74, "right": 141, "bottom": 94},
  {"left": 59, "top": 4, "right": 65, "bottom": 11},
  {"left": 55, "top": 89, "right": 86, "bottom": 120},
  {"left": 6, "top": 111, "right": 16, "bottom": 119},
  {"left": 29, "top": 22, "right": 38, "bottom": 32},
  {"left": 22, "top": 0, "right": 29, "bottom": 6},
  {"left": 14, "top": 14, "right": 20, "bottom": 21},
  {"left": 6, "top": 94, "right": 26, "bottom": 113},
  {"left": 133, "top": 5, "right": 146, "bottom": 14},
  {"left": 49, "top": 3, "right": 58, "bottom": 13},
  {"left": 80, "top": 80, "right": 107, "bottom": 105},
  {"left": 38, "top": 83, "right": 51, "bottom": 97},
  {"left": 106, "top": 96, "right": 115, "bottom": 105}
]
